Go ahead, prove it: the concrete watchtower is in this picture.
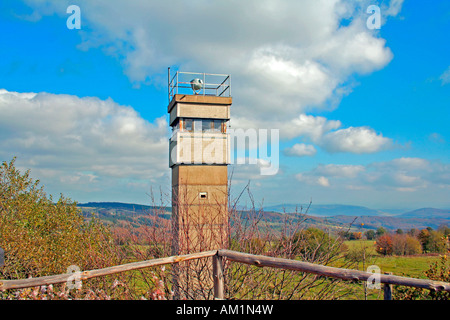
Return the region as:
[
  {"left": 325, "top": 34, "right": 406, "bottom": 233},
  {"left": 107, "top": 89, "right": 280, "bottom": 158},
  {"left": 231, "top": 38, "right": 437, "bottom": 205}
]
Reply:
[{"left": 168, "top": 70, "right": 231, "bottom": 298}]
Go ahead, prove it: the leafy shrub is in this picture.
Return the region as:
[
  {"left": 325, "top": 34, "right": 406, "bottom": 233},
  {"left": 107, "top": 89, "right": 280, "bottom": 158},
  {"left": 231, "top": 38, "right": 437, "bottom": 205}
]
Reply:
[
  {"left": 292, "top": 227, "right": 341, "bottom": 261},
  {"left": 404, "top": 235, "right": 422, "bottom": 255},
  {"left": 0, "top": 158, "right": 121, "bottom": 281}
]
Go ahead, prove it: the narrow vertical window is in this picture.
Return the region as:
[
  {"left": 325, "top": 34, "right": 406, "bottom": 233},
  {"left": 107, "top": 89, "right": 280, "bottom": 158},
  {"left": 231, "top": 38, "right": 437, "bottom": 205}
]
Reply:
[
  {"left": 184, "top": 119, "right": 193, "bottom": 132},
  {"left": 201, "top": 119, "right": 212, "bottom": 132},
  {"left": 213, "top": 120, "right": 222, "bottom": 132}
]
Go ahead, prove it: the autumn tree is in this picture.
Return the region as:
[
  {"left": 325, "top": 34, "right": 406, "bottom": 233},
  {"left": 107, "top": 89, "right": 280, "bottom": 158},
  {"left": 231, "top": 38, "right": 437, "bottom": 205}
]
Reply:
[
  {"left": 376, "top": 227, "right": 387, "bottom": 238},
  {"left": 418, "top": 228, "right": 447, "bottom": 253},
  {"left": 391, "top": 234, "right": 422, "bottom": 256},
  {"left": 375, "top": 234, "right": 393, "bottom": 255}
]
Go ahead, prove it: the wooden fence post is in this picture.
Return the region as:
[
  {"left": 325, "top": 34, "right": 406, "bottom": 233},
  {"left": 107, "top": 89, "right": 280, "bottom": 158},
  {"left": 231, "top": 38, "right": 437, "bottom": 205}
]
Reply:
[
  {"left": 384, "top": 272, "right": 393, "bottom": 300},
  {"left": 213, "top": 254, "right": 224, "bottom": 300}
]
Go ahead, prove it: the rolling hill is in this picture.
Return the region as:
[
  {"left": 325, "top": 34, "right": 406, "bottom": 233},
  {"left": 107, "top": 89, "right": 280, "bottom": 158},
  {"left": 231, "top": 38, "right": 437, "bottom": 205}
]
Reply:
[
  {"left": 263, "top": 204, "right": 382, "bottom": 217},
  {"left": 398, "top": 208, "right": 450, "bottom": 219},
  {"left": 77, "top": 202, "right": 449, "bottom": 232}
]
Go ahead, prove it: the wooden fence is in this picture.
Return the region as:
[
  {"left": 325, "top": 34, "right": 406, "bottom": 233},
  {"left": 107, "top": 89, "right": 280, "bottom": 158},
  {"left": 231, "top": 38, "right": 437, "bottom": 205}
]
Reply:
[{"left": 1, "top": 249, "right": 450, "bottom": 300}]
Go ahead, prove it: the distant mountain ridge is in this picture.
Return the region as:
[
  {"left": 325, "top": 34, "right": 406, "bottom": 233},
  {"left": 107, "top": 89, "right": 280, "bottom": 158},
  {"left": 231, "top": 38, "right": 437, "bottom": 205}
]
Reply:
[
  {"left": 264, "top": 204, "right": 383, "bottom": 217},
  {"left": 77, "top": 202, "right": 449, "bottom": 231},
  {"left": 263, "top": 204, "right": 450, "bottom": 219},
  {"left": 78, "top": 202, "right": 450, "bottom": 219},
  {"left": 78, "top": 201, "right": 155, "bottom": 211},
  {"left": 398, "top": 208, "right": 450, "bottom": 219}
]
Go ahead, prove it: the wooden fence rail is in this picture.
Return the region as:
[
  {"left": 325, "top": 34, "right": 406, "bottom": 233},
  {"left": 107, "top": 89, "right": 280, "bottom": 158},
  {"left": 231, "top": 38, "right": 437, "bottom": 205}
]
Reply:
[
  {"left": 1, "top": 249, "right": 450, "bottom": 300},
  {"left": 0, "top": 250, "right": 217, "bottom": 291},
  {"left": 217, "top": 249, "right": 450, "bottom": 300}
]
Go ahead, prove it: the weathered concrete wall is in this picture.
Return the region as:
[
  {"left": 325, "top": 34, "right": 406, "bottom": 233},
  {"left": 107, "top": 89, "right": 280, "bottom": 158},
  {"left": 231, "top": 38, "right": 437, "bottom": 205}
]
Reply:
[
  {"left": 168, "top": 94, "right": 231, "bottom": 126},
  {"left": 170, "top": 132, "right": 230, "bottom": 166}
]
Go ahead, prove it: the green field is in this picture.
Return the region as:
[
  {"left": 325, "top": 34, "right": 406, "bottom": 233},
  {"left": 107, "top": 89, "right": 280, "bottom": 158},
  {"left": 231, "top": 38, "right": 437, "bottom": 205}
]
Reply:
[
  {"left": 343, "top": 240, "right": 440, "bottom": 278},
  {"left": 373, "top": 255, "right": 441, "bottom": 278},
  {"left": 338, "top": 240, "right": 443, "bottom": 299}
]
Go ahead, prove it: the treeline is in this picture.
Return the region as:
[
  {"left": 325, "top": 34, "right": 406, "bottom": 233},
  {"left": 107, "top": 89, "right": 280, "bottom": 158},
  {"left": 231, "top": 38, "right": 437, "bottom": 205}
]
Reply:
[{"left": 340, "top": 225, "right": 450, "bottom": 256}]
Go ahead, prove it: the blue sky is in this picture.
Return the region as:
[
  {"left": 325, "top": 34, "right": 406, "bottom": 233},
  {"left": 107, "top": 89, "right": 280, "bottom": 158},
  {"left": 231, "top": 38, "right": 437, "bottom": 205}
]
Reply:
[{"left": 0, "top": 0, "right": 449, "bottom": 211}]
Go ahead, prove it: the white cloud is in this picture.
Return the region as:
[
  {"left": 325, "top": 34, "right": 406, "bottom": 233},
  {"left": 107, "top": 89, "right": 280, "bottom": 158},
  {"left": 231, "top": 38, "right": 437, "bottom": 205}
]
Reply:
[
  {"left": 364, "top": 158, "right": 429, "bottom": 191},
  {"left": 237, "top": 113, "right": 392, "bottom": 155},
  {"left": 320, "top": 126, "right": 392, "bottom": 153},
  {"left": 315, "top": 164, "right": 365, "bottom": 178},
  {"left": 231, "top": 113, "right": 342, "bottom": 143},
  {"left": 439, "top": 66, "right": 450, "bottom": 85},
  {"left": 387, "top": 157, "right": 430, "bottom": 171},
  {"left": 296, "top": 157, "right": 450, "bottom": 192},
  {"left": 0, "top": 89, "right": 169, "bottom": 202},
  {"left": 310, "top": 24, "right": 393, "bottom": 75},
  {"left": 22, "top": 0, "right": 396, "bottom": 143},
  {"left": 317, "top": 176, "right": 331, "bottom": 187},
  {"left": 428, "top": 132, "right": 445, "bottom": 144},
  {"left": 284, "top": 143, "right": 317, "bottom": 157},
  {"left": 289, "top": 114, "right": 341, "bottom": 142},
  {"left": 295, "top": 163, "right": 364, "bottom": 187},
  {"left": 296, "top": 173, "right": 330, "bottom": 187}
]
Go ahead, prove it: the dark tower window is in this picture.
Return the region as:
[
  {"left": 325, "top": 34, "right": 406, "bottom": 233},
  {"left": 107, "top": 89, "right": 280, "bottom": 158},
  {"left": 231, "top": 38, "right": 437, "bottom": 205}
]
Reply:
[
  {"left": 184, "top": 119, "right": 193, "bottom": 132},
  {"left": 212, "top": 120, "right": 222, "bottom": 132},
  {"left": 179, "top": 118, "right": 226, "bottom": 133}
]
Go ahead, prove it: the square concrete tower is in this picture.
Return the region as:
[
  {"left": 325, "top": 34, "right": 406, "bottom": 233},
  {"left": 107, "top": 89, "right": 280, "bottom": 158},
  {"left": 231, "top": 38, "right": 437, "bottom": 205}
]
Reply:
[{"left": 168, "top": 71, "right": 231, "bottom": 298}]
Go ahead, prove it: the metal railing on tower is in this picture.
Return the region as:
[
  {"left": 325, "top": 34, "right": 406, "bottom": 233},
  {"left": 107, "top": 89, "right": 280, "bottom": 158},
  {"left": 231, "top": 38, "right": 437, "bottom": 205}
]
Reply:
[{"left": 168, "top": 68, "right": 231, "bottom": 102}]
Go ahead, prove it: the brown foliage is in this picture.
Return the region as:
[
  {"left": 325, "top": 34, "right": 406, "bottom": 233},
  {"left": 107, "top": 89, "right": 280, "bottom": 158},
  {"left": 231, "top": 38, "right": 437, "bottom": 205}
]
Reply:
[
  {"left": 0, "top": 158, "right": 131, "bottom": 299},
  {"left": 391, "top": 234, "right": 422, "bottom": 256},
  {"left": 375, "top": 234, "right": 393, "bottom": 255}
]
